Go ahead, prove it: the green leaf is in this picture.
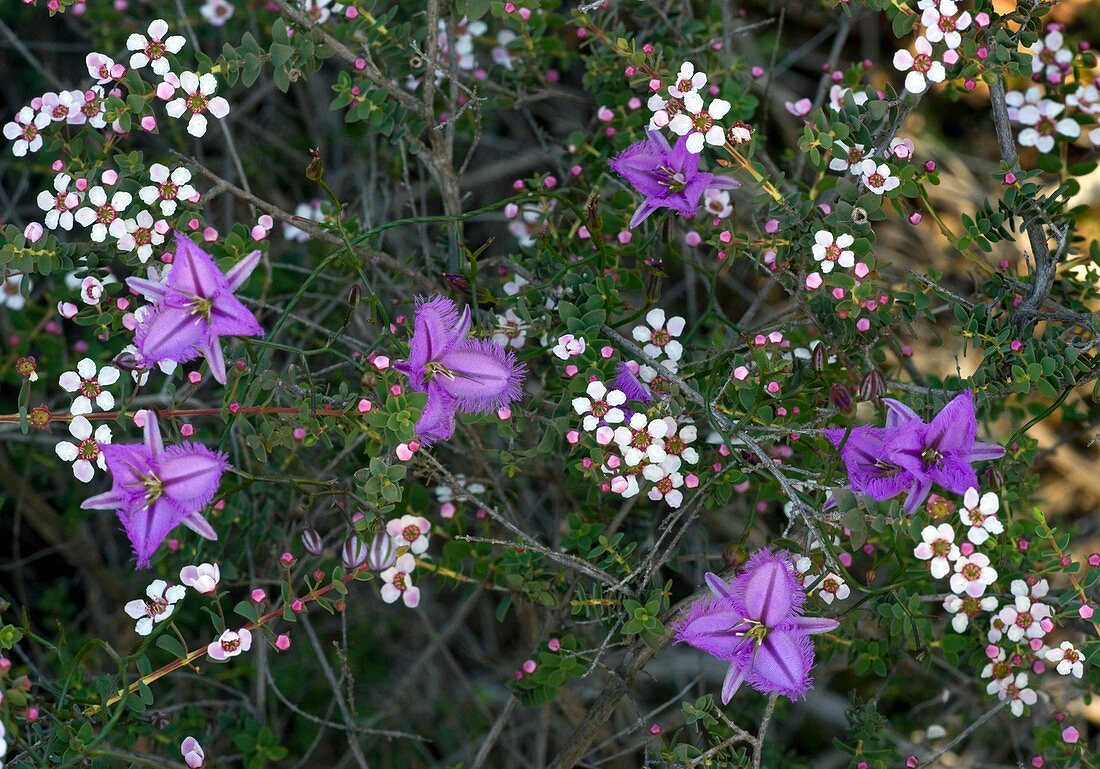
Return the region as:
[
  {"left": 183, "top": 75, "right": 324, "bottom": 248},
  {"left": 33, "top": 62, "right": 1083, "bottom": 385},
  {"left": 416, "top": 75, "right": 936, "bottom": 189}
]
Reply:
[{"left": 155, "top": 634, "right": 188, "bottom": 659}]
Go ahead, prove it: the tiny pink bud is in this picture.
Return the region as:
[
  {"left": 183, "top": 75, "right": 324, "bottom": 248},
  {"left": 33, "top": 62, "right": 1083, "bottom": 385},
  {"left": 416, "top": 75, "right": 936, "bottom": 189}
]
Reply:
[
  {"left": 522, "top": 659, "right": 537, "bottom": 674},
  {"left": 1062, "top": 727, "right": 1080, "bottom": 744},
  {"left": 548, "top": 638, "right": 561, "bottom": 651},
  {"left": 292, "top": 599, "right": 305, "bottom": 613},
  {"left": 908, "top": 212, "right": 922, "bottom": 225},
  {"left": 650, "top": 723, "right": 662, "bottom": 735},
  {"left": 566, "top": 429, "right": 581, "bottom": 445},
  {"left": 1079, "top": 604, "right": 1094, "bottom": 619},
  {"left": 251, "top": 588, "right": 266, "bottom": 603},
  {"left": 1004, "top": 172, "right": 1017, "bottom": 185},
  {"left": 180, "top": 423, "right": 194, "bottom": 437},
  {"left": 276, "top": 634, "right": 292, "bottom": 651}
]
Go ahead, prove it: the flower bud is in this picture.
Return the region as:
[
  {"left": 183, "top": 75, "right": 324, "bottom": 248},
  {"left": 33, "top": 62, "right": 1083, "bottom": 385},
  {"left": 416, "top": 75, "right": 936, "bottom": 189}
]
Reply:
[
  {"left": 858, "top": 369, "right": 885, "bottom": 402},
  {"left": 342, "top": 535, "right": 368, "bottom": 570},
  {"left": 984, "top": 465, "right": 1003, "bottom": 491},
  {"left": 443, "top": 273, "right": 471, "bottom": 297},
  {"left": 367, "top": 529, "right": 397, "bottom": 571},
  {"left": 301, "top": 527, "right": 324, "bottom": 556},
  {"left": 829, "top": 383, "right": 853, "bottom": 413},
  {"left": 810, "top": 343, "right": 827, "bottom": 372},
  {"left": 305, "top": 148, "right": 324, "bottom": 181}
]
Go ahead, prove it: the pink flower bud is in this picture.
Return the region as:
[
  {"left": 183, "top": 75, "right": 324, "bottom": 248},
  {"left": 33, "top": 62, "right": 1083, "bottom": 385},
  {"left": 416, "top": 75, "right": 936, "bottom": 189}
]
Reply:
[
  {"left": 548, "top": 638, "right": 561, "bottom": 651},
  {"left": 275, "top": 634, "right": 291, "bottom": 651},
  {"left": 251, "top": 588, "right": 266, "bottom": 603},
  {"left": 180, "top": 424, "right": 194, "bottom": 437}
]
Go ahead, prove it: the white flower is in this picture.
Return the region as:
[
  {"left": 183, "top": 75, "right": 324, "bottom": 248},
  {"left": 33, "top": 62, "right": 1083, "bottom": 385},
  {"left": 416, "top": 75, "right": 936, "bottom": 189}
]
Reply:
[
  {"left": 386, "top": 515, "right": 431, "bottom": 555},
  {"left": 981, "top": 646, "right": 1013, "bottom": 694},
  {"left": 816, "top": 573, "right": 851, "bottom": 604},
  {"left": 859, "top": 160, "right": 900, "bottom": 195},
  {"left": 943, "top": 593, "right": 997, "bottom": 633},
  {"left": 39, "top": 90, "right": 85, "bottom": 126},
  {"left": 1044, "top": 641, "right": 1084, "bottom": 678},
  {"left": 632, "top": 308, "right": 685, "bottom": 362},
  {"left": 200, "top": 0, "right": 235, "bottom": 25},
  {"left": 3, "top": 106, "right": 50, "bottom": 157},
  {"left": 1029, "top": 28, "right": 1073, "bottom": 84},
  {"left": 1, "top": 274, "right": 31, "bottom": 311},
  {"left": 552, "top": 333, "right": 587, "bottom": 360},
  {"left": 55, "top": 415, "right": 112, "bottom": 483},
  {"left": 208, "top": 628, "right": 253, "bottom": 660},
  {"left": 80, "top": 87, "right": 108, "bottom": 129},
  {"left": 491, "top": 308, "right": 527, "bottom": 349},
  {"left": 958, "top": 487, "right": 1003, "bottom": 545},
  {"left": 37, "top": 173, "right": 80, "bottom": 231},
  {"left": 571, "top": 380, "right": 626, "bottom": 432},
  {"left": 998, "top": 672, "right": 1037, "bottom": 717},
  {"left": 828, "top": 140, "right": 872, "bottom": 175},
  {"left": 1067, "top": 84, "right": 1100, "bottom": 117},
  {"left": 914, "top": 523, "right": 959, "bottom": 579},
  {"left": 609, "top": 472, "right": 641, "bottom": 498},
  {"left": 1017, "top": 98, "right": 1080, "bottom": 154},
  {"left": 893, "top": 37, "right": 946, "bottom": 95},
  {"left": 502, "top": 274, "right": 528, "bottom": 296},
  {"left": 828, "top": 85, "right": 869, "bottom": 112},
  {"left": 668, "top": 61, "right": 707, "bottom": 98},
  {"left": 811, "top": 231, "right": 855, "bottom": 274},
  {"left": 613, "top": 412, "right": 668, "bottom": 466},
  {"left": 78, "top": 275, "right": 106, "bottom": 306},
  {"left": 491, "top": 30, "right": 517, "bottom": 69},
  {"left": 645, "top": 466, "right": 685, "bottom": 508},
  {"left": 86, "top": 52, "right": 125, "bottom": 84},
  {"left": 997, "top": 579, "right": 1051, "bottom": 642},
  {"left": 948, "top": 552, "right": 997, "bottom": 597},
  {"left": 73, "top": 186, "right": 131, "bottom": 243},
  {"left": 668, "top": 92, "right": 731, "bottom": 154},
  {"left": 921, "top": 0, "right": 972, "bottom": 49},
  {"left": 139, "top": 164, "right": 197, "bottom": 216},
  {"left": 117, "top": 210, "right": 168, "bottom": 263},
  {"left": 180, "top": 563, "right": 221, "bottom": 595},
  {"left": 1004, "top": 86, "right": 1043, "bottom": 121},
  {"left": 301, "top": 0, "right": 339, "bottom": 24},
  {"left": 124, "top": 579, "right": 186, "bottom": 636},
  {"left": 59, "top": 358, "right": 120, "bottom": 415},
  {"left": 127, "top": 19, "right": 186, "bottom": 76},
  {"left": 659, "top": 418, "right": 699, "bottom": 473},
  {"left": 647, "top": 93, "right": 681, "bottom": 130},
  {"left": 283, "top": 200, "right": 323, "bottom": 241},
  {"left": 181, "top": 736, "right": 206, "bottom": 769},
  {"left": 888, "top": 136, "right": 915, "bottom": 159},
  {"left": 165, "top": 71, "right": 231, "bottom": 138},
  {"left": 703, "top": 188, "right": 732, "bottom": 218},
  {"left": 380, "top": 553, "right": 421, "bottom": 608}
]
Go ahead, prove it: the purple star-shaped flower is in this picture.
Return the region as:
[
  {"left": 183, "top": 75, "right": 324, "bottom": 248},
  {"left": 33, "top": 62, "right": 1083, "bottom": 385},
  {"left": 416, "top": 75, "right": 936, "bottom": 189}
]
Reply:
[
  {"left": 675, "top": 550, "right": 838, "bottom": 702},
  {"left": 82, "top": 412, "right": 227, "bottom": 568},
  {"left": 827, "top": 390, "right": 1004, "bottom": 514},
  {"left": 884, "top": 390, "right": 1005, "bottom": 510},
  {"left": 609, "top": 130, "right": 740, "bottom": 228},
  {"left": 127, "top": 233, "right": 264, "bottom": 384},
  {"left": 395, "top": 295, "right": 525, "bottom": 445}
]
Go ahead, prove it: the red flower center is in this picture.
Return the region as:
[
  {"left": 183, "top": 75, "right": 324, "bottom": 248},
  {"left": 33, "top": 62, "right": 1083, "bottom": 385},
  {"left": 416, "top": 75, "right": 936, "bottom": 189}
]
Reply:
[
  {"left": 402, "top": 525, "right": 420, "bottom": 543},
  {"left": 95, "top": 205, "right": 116, "bottom": 226},
  {"left": 79, "top": 377, "right": 102, "bottom": 399},
  {"left": 78, "top": 438, "right": 100, "bottom": 461}
]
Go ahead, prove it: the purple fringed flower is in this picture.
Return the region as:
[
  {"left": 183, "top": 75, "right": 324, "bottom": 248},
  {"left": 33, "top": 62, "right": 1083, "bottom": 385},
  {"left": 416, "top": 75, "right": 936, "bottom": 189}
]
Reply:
[
  {"left": 675, "top": 550, "right": 838, "bottom": 702},
  {"left": 396, "top": 295, "right": 525, "bottom": 444},
  {"left": 827, "top": 390, "right": 1004, "bottom": 514},
  {"left": 81, "top": 412, "right": 227, "bottom": 568},
  {"left": 127, "top": 232, "right": 264, "bottom": 385},
  {"left": 609, "top": 130, "right": 739, "bottom": 228},
  {"left": 614, "top": 362, "right": 653, "bottom": 404}
]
